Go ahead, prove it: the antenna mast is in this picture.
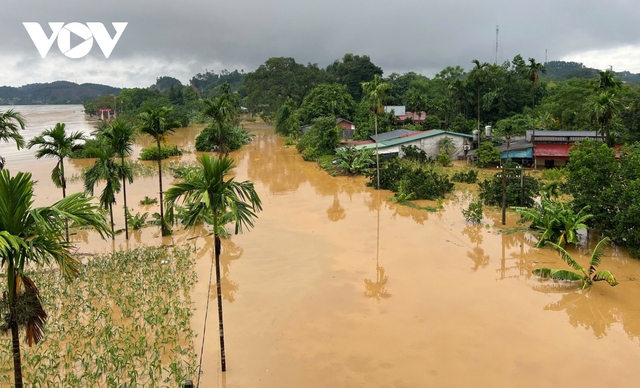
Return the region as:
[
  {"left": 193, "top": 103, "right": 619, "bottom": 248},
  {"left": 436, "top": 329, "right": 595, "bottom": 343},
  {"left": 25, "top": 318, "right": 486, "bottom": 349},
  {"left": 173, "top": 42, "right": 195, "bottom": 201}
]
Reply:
[{"left": 495, "top": 25, "right": 499, "bottom": 65}]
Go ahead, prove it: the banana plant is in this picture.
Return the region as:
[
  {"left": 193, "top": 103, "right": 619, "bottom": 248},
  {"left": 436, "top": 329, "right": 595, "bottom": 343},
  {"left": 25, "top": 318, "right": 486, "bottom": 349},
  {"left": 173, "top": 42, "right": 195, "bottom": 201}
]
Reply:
[{"left": 533, "top": 237, "right": 618, "bottom": 289}]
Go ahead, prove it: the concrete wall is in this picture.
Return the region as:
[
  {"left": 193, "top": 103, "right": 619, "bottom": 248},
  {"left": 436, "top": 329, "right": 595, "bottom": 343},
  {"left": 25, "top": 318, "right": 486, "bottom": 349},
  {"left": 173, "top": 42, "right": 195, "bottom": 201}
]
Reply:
[{"left": 418, "top": 134, "right": 468, "bottom": 159}]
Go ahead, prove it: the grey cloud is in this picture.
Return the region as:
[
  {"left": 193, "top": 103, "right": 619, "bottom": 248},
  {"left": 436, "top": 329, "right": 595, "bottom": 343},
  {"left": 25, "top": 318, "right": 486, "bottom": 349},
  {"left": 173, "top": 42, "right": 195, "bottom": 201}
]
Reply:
[{"left": 1, "top": 0, "right": 639, "bottom": 87}]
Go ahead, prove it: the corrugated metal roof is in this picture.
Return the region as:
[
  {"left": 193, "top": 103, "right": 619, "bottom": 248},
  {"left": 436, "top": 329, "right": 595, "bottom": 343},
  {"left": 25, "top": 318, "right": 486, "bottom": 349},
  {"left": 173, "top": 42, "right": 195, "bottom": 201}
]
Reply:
[
  {"left": 525, "top": 130, "right": 599, "bottom": 142},
  {"left": 371, "top": 129, "right": 417, "bottom": 142},
  {"left": 533, "top": 144, "right": 573, "bottom": 158},
  {"left": 356, "top": 130, "right": 472, "bottom": 151}
]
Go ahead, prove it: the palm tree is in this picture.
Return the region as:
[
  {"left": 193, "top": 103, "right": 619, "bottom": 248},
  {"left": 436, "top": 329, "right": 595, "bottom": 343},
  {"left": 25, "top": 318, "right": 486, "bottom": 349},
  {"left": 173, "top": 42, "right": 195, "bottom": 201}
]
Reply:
[
  {"left": 101, "top": 119, "right": 136, "bottom": 239},
  {"left": 0, "top": 109, "right": 27, "bottom": 170},
  {"left": 533, "top": 237, "right": 618, "bottom": 289},
  {"left": 598, "top": 69, "right": 622, "bottom": 91},
  {"left": 0, "top": 170, "right": 110, "bottom": 388},
  {"left": 527, "top": 58, "right": 546, "bottom": 111},
  {"left": 361, "top": 75, "right": 391, "bottom": 189},
  {"left": 83, "top": 147, "right": 130, "bottom": 238},
  {"left": 469, "top": 60, "right": 490, "bottom": 134},
  {"left": 526, "top": 58, "right": 546, "bottom": 168},
  {"left": 202, "top": 93, "right": 235, "bottom": 156},
  {"left": 138, "top": 106, "right": 181, "bottom": 236},
  {"left": 166, "top": 154, "right": 262, "bottom": 373},
  {"left": 587, "top": 91, "right": 621, "bottom": 146},
  {"left": 27, "top": 123, "right": 85, "bottom": 241}
]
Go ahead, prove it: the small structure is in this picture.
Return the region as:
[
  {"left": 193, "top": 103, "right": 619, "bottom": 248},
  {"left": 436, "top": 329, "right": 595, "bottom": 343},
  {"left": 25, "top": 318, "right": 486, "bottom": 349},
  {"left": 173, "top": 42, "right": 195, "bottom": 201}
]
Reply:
[
  {"left": 98, "top": 108, "right": 113, "bottom": 121},
  {"left": 526, "top": 130, "right": 601, "bottom": 168},
  {"left": 383, "top": 106, "right": 427, "bottom": 124},
  {"left": 300, "top": 118, "right": 356, "bottom": 140},
  {"left": 354, "top": 130, "right": 473, "bottom": 159}
]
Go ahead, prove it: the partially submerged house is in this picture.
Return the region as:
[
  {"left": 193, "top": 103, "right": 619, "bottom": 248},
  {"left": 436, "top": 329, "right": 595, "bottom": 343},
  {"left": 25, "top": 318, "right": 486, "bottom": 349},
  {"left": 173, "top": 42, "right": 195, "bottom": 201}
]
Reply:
[
  {"left": 526, "top": 130, "right": 601, "bottom": 168},
  {"left": 354, "top": 130, "right": 473, "bottom": 159},
  {"left": 384, "top": 105, "right": 427, "bottom": 124},
  {"left": 300, "top": 118, "right": 355, "bottom": 140}
]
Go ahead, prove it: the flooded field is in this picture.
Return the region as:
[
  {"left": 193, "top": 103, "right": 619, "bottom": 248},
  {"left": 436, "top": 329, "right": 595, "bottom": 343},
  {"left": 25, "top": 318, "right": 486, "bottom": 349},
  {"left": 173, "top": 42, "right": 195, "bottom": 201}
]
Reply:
[{"left": 2, "top": 105, "right": 640, "bottom": 387}]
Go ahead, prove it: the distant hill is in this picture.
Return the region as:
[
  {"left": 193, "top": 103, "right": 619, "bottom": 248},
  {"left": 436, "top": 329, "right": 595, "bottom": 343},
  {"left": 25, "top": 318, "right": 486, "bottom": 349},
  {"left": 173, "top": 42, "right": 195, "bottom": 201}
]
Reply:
[
  {"left": 543, "top": 61, "right": 640, "bottom": 83},
  {"left": 0, "top": 81, "right": 121, "bottom": 105}
]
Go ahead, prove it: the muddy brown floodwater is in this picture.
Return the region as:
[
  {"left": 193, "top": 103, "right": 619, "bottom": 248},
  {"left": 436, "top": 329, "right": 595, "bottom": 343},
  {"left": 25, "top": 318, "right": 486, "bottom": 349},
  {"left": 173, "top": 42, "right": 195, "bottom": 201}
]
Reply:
[{"left": 3, "top": 105, "right": 640, "bottom": 387}]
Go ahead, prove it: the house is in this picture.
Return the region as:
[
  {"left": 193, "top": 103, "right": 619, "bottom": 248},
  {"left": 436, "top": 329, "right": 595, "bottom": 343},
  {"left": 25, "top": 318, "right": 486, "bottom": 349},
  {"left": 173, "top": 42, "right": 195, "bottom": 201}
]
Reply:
[
  {"left": 526, "top": 130, "right": 601, "bottom": 168},
  {"left": 354, "top": 130, "right": 473, "bottom": 159},
  {"left": 383, "top": 106, "right": 427, "bottom": 124},
  {"left": 300, "top": 118, "right": 356, "bottom": 140}
]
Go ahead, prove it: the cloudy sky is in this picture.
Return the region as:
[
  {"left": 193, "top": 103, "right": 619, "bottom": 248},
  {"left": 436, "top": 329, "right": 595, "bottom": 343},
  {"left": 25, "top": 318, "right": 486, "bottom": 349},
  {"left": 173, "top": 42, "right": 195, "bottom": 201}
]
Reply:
[{"left": 1, "top": 0, "right": 639, "bottom": 88}]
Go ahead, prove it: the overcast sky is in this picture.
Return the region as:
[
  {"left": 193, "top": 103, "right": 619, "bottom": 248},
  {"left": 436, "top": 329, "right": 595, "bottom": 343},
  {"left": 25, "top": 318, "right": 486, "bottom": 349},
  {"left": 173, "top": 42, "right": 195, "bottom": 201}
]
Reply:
[{"left": 1, "top": 0, "right": 639, "bottom": 88}]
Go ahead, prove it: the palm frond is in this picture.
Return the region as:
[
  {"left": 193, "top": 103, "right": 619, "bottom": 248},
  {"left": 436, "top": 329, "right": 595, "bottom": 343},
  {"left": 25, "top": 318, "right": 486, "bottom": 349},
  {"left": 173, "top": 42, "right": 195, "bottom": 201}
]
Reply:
[
  {"left": 592, "top": 270, "right": 618, "bottom": 286},
  {"left": 544, "top": 241, "right": 585, "bottom": 274},
  {"left": 532, "top": 268, "right": 583, "bottom": 282},
  {"left": 589, "top": 237, "right": 610, "bottom": 275}
]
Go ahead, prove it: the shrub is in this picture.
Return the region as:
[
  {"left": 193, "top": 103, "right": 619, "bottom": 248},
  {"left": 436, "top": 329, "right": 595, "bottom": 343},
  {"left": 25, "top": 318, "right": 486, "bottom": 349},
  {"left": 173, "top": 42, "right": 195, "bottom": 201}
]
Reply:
[
  {"left": 401, "top": 145, "right": 431, "bottom": 163},
  {"left": 139, "top": 196, "right": 158, "bottom": 205},
  {"left": 436, "top": 152, "right": 452, "bottom": 167},
  {"left": 139, "top": 144, "right": 183, "bottom": 160},
  {"left": 68, "top": 137, "right": 106, "bottom": 159},
  {"left": 296, "top": 116, "right": 340, "bottom": 157},
  {"left": 541, "top": 168, "right": 566, "bottom": 181},
  {"left": 451, "top": 169, "right": 478, "bottom": 183},
  {"left": 334, "top": 147, "right": 375, "bottom": 175},
  {"left": 462, "top": 199, "right": 483, "bottom": 224},
  {"left": 475, "top": 141, "right": 501, "bottom": 168},
  {"left": 194, "top": 124, "right": 252, "bottom": 152},
  {"left": 478, "top": 162, "right": 540, "bottom": 207},
  {"left": 370, "top": 158, "right": 454, "bottom": 200}
]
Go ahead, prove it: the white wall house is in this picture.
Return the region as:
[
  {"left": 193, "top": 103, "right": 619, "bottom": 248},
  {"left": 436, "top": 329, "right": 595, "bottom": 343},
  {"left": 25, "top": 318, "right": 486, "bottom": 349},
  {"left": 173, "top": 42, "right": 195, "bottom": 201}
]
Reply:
[{"left": 354, "top": 130, "right": 473, "bottom": 160}]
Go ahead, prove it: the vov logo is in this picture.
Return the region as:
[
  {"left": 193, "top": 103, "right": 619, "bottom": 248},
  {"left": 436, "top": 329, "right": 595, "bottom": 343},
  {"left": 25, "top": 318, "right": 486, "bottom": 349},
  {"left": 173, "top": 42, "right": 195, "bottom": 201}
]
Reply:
[{"left": 23, "top": 22, "right": 128, "bottom": 59}]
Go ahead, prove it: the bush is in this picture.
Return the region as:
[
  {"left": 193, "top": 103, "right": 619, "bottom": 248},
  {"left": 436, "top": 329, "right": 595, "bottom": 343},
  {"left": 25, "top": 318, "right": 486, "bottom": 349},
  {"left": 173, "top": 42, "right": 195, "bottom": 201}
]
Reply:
[
  {"left": 436, "top": 153, "right": 452, "bottom": 167},
  {"left": 451, "top": 169, "right": 478, "bottom": 183},
  {"left": 462, "top": 199, "right": 483, "bottom": 224},
  {"left": 69, "top": 137, "right": 106, "bottom": 159},
  {"left": 296, "top": 116, "right": 340, "bottom": 157},
  {"left": 401, "top": 145, "right": 432, "bottom": 163},
  {"left": 333, "top": 146, "right": 375, "bottom": 175},
  {"left": 194, "top": 124, "right": 252, "bottom": 152},
  {"left": 369, "top": 158, "right": 454, "bottom": 200},
  {"left": 478, "top": 162, "right": 540, "bottom": 207},
  {"left": 475, "top": 141, "right": 501, "bottom": 168},
  {"left": 139, "top": 145, "right": 183, "bottom": 160},
  {"left": 541, "top": 168, "right": 566, "bottom": 181}
]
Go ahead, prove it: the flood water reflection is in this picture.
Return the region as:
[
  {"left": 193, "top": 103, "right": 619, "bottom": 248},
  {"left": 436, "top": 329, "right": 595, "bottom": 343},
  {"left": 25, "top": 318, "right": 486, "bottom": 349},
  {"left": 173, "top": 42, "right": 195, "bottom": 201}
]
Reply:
[{"left": 5, "top": 106, "right": 640, "bottom": 387}]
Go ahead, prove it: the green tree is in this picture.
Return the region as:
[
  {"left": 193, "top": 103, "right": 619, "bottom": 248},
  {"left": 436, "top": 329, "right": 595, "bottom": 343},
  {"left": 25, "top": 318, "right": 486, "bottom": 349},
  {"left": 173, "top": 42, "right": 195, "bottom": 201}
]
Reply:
[
  {"left": 274, "top": 98, "right": 301, "bottom": 138},
  {"left": 83, "top": 147, "right": 130, "bottom": 237},
  {"left": 295, "top": 116, "right": 341, "bottom": 158},
  {"left": 101, "top": 119, "right": 136, "bottom": 239},
  {"left": 469, "top": 60, "right": 490, "bottom": 134},
  {"left": 137, "top": 106, "right": 181, "bottom": 236},
  {"left": 0, "top": 109, "right": 26, "bottom": 170},
  {"left": 598, "top": 69, "right": 622, "bottom": 90},
  {"left": 326, "top": 53, "right": 383, "bottom": 102},
  {"left": 165, "top": 154, "right": 262, "bottom": 372},
  {"left": 533, "top": 238, "right": 618, "bottom": 289},
  {"left": 0, "top": 170, "right": 110, "bottom": 388},
  {"left": 587, "top": 91, "right": 621, "bottom": 146},
  {"left": 27, "top": 123, "right": 85, "bottom": 241},
  {"left": 361, "top": 75, "right": 392, "bottom": 189},
  {"left": 527, "top": 58, "right": 546, "bottom": 110},
  {"left": 297, "top": 83, "right": 355, "bottom": 124},
  {"left": 202, "top": 93, "right": 237, "bottom": 156}
]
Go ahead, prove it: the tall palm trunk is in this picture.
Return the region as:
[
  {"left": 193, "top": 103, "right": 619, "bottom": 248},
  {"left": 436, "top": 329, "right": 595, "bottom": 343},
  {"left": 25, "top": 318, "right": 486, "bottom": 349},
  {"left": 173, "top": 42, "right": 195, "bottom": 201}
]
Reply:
[
  {"left": 8, "top": 267, "right": 23, "bottom": 388},
  {"left": 121, "top": 156, "right": 129, "bottom": 240},
  {"left": 374, "top": 114, "right": 380, "bottom": 190},
  {"left": 60, "top": 159, "right": 69, "bottom": 242},
  {"left": 477, "top": 87, "right": 481, "bottom": 134},
  {"left": 109, "top": 202, "right": 115, "bottom": 239},
  {"left": 156, "top": 139, "right": 166, "bottom": 235},
  {"left": 214, "top": 232, "right": 227, "bottom": 372}
]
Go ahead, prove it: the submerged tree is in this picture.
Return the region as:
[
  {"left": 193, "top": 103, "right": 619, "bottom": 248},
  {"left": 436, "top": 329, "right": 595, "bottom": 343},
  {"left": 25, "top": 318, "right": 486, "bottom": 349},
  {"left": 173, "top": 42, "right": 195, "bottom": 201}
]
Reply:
[
  {"left": 166, "top": 154, "right": 262, "bottom": 373},
  {"left": 533, "top": 238, "right": 618, "bottom": 289},
  {"left": 101, "top": 119, "right": 136, "bottom": 239},
  {"left": 0, "top": 170, "right": 110, "bottom": 388},
  {"left": 0, "top": 109, "right": 26, "bottom": 170},
  {"left": 361, "top": 75, "right": 391, "bottom": 189},
  {"left": 138, "top": 106, "right": 181, "bottom": 236},
  {"left": 27, "top": 123, "right": 85, "bottom": 241}
]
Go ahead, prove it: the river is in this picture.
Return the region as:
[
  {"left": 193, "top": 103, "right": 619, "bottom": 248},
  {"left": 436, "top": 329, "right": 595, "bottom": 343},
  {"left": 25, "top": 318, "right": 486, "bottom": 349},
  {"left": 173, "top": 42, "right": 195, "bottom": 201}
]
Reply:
[{"left": 2, "top": 105, "right": 640, "bottom": 387}]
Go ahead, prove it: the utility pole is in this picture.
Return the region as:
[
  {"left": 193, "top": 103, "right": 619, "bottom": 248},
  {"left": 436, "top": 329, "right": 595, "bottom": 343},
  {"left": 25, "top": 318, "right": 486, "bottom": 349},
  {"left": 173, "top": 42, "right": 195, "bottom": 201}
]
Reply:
[
  {"left": 495, "top": 25, "right": 499, "bottom": 65},
  {"left": 501, "top": 163, "right": 506, "bottom": 225}
]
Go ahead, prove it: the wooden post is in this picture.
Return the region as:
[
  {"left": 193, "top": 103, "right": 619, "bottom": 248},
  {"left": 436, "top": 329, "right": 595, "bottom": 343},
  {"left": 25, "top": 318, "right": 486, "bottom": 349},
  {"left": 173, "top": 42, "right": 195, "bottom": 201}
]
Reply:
[{"left": 501, "top": 163, "right": 506, "bottom": 225}]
